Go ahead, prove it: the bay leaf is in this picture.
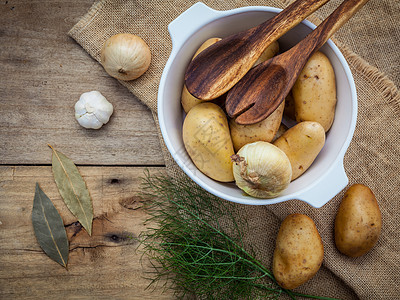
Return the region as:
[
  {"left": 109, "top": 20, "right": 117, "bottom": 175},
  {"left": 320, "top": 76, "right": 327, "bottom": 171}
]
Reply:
[
  {"left": 49, "top": 145, "right": 93, "bottom": 235},
  {"left": 32, "top": 183, "right": 69, "bottom": 268}
]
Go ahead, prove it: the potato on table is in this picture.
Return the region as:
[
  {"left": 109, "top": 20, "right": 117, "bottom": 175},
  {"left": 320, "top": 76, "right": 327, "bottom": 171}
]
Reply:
[
  {"left": 335, "top": 184, "right": 382, "bottom": 257},
  {"left": 273, "top": 214, "right": 324, "bottom": 290}
]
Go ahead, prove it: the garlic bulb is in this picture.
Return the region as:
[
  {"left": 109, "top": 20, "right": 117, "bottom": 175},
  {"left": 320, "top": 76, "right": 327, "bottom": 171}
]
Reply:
[
  {"left": 74, "top": 91, "right": 113, "bottom": 129},
  {"left": 101, "top": 33, "right": 151, "bottom": 81},
  {"left": 232, "top": 142, "right": 292, "bottom": 198}
]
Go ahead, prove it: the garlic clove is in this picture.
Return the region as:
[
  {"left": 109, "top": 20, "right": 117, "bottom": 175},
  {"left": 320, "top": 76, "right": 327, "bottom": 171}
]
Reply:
[
  {"left": 94, "top": 108, "right": 113, "bottom": 124},
  {"left": 93, "top": 102, "right": 113, "bottom": 124},
  {"left": 74, "top": 91, "right": 113, "bottom": 129},
  {"left": 76, "top": 113, "right": 103, "bottom": 130},
  {"left": 74, "top": 100, "right": 87, "bottom": 117},
  {"left": 83, "top": 91, "right": 114, "bottom": 124}
]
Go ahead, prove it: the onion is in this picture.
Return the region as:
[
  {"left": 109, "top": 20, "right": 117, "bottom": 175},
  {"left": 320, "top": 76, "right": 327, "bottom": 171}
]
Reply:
[
  {"left": 232, "top": 141, "right": 292, "bottom": 198},
  {"left": 100, "top": 33, "right": 151, "bottom": 81}
]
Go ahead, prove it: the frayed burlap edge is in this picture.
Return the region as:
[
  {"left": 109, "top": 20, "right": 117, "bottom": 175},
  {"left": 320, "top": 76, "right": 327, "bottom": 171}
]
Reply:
[
  {"left": 68, "top": 1, "right": 105, "bottom": 51},
  {"left": 336, "top": 42, "right": 400, "bottom": 115},
  {"left": 303, "top": 15, "right": 400, "bottom": 117}
]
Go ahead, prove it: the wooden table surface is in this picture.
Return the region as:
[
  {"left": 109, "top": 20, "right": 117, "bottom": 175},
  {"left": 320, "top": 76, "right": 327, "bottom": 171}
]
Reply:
[{"left": 0, "top": 1, "right": 173, "bottom": 298}]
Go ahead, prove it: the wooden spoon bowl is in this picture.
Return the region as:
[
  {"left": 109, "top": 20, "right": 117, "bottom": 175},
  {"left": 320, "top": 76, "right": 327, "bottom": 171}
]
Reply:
[
  {"left": 226, "top": 0, "right": 370, "bottom": 125},
  {"left": 184, "top": 0, "right": 330, "bottom": 101}
]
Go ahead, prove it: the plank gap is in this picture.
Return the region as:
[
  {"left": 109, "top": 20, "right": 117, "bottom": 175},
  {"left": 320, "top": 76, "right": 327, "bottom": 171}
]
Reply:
[{"left": 0, "top": 163, "right": 166, "bottom": 168}]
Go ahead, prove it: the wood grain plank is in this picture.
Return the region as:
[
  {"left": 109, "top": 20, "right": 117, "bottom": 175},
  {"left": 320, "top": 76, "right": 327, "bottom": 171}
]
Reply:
[
  {"left": 0, "top": 0, "right": 164, "bottom": 165},
  {"left": 0, "top": 166, "right": 174, "bottom": 299}
]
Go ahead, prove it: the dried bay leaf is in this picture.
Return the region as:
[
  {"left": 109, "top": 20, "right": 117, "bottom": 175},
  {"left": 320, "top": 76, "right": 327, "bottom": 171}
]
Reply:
[
  {"left": 49, "top": 145, "right": 93, "bottom": 235},
  {"left": 32, "top": 183, "right": 69, "bottom": 268}
]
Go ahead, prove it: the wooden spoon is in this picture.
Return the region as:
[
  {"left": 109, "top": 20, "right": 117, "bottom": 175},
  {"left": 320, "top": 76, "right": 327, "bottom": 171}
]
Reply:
[
  {"left": 226, "top": 0, "right": 369, "bottom": 125},
  {"left": 184, "top": 0, "right": 330, "bottom": 100}
]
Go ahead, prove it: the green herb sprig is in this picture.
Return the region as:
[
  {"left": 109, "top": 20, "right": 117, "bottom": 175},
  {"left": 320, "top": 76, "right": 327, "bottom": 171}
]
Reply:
[{"left": 139, "top": 171, "right": 339, "bottom": 300}]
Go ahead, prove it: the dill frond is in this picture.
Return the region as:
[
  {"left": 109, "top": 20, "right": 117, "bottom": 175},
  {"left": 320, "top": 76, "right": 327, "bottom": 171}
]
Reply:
[{"left": 138, "top": 171, "right": 339, "bottom": 300}]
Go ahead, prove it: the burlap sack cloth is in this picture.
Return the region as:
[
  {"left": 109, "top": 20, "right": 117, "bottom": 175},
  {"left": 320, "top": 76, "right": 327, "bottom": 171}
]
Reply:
[{"left": 69, "top": 0, "right": 400, "bottom": 299}]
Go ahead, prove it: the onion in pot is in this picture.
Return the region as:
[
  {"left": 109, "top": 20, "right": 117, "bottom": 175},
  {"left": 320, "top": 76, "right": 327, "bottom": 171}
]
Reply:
[{"left": 231, "top": 141, "right": 292, "bottom": 198}]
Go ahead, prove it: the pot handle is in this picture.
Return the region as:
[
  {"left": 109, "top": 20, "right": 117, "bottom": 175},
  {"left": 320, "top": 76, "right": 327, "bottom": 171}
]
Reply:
[
  {"left": 168, "top": 2, "right": 221, "bottom": 48},
  {"left": 297, "top": 161, "right": 348, "bottom": 208}
]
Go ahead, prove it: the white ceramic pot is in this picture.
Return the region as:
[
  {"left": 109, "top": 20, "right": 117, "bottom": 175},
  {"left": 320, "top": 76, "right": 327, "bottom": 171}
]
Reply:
[{"left": 158, "top": 2, "right": 357, "bottom": 208}]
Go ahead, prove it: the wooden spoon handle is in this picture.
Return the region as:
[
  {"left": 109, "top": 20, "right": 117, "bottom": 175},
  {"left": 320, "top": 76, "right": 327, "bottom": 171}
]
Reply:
[
  {"left": 294, "top": 0, "right": 369, "bottom": 57},
  {"left": 185, "top": 0, "right": 330, "bottom": 100},
  {"left": 226, "top": 0, "right": 370, "bottom": 125},
  {"left": 255, "top": 0, "right": 331, "bottom": 49}
]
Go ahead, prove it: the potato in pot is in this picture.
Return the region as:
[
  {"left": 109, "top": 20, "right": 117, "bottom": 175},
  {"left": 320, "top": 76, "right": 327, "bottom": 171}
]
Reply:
[
  {"left": 253, "top": 40, "right": 279, "bottom": 67},
  {"left": 273, "top": 121, "right": 325, "bottom": 181},
  {"left": 292, "top": 51, "right": 337, "bottom": 132},
  {"left": 181, "top": 38, "right": 222, "bottom": 113},
  {"left": 182, "top": 40, "right": 279, "bottom": 113},
  {"left": 182, "top": 102, "right": 235, "bottom": 182},
  {"left": 230, "top": 100, "right": 284, "bottom": 152},
  {"left": 272, "top": 123, "right": 289, "bottom": 143}
]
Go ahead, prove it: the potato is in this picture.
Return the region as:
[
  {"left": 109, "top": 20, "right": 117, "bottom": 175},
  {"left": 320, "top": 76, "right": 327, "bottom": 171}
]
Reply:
[
  {"left": 230, "top": 100, "right": 285, "bottom": 152},
  {"left": 335, "top": 184, "right": 382, "bottom": 257},
  {"left": 292, "top": 51, "right": 337, "bottom": 132},
  {"left": 181, "top": 38, "right": 222, "bottom": 113},
  {"left": 273, "top": 214, "right": 324, "bottom": 290},
  {"left": 182, "top": 40, "right": 279, "bottom": 113},
  {"left": 193, "top": 37, "right": 222, "bottom": 58},
  {"left": 271, "top": 123, "right": 288, "bottom": 143},
  {"left": 253, "top": 40, "right": 279, "bottom": 67},
  {"left": 181, "top": 85, "right": 203, "bottom": 113},
  {"left": 273, "top": 121, "right": 325, "bottom": 181},
  {"left": 183, "top": 102, "right": 235, "bottom": 182}
]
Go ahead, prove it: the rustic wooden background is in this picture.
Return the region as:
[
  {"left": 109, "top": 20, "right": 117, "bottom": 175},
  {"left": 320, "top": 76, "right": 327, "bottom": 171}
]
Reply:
[
  {"left": 0, "top": 0, "right": 173, "bottom": 298},
  {"left": 1, "top": 0, "right": 399, "bottom": 299}
]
